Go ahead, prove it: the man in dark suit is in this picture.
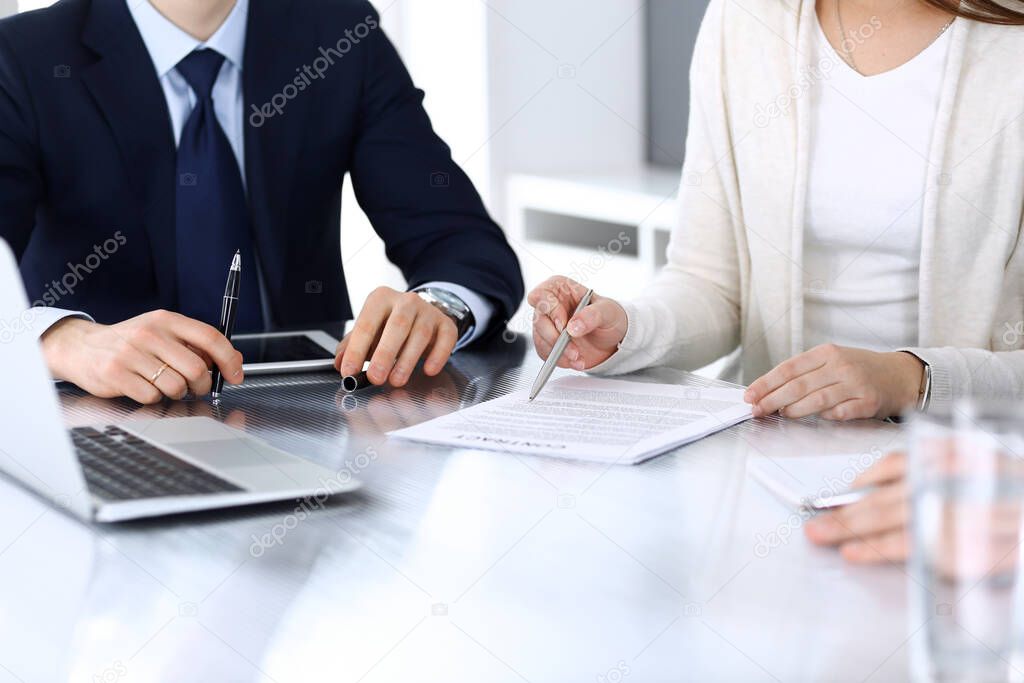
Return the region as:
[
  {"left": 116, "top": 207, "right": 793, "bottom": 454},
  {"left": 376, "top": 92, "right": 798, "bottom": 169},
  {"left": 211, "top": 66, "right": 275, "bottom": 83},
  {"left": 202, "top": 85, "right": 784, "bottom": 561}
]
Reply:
[{"left": 0, "top": 0, "right": 523, "bottom": 403}]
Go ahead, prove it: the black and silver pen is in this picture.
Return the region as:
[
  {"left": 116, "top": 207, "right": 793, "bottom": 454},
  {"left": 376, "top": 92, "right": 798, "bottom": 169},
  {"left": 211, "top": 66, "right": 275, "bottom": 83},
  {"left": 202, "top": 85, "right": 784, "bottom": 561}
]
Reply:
[
  {"left": 210, "top": 250, "right": 241, "bottom": 403},
  {"left": 342, "top": 370, "right": 372, "bottom": 393}
]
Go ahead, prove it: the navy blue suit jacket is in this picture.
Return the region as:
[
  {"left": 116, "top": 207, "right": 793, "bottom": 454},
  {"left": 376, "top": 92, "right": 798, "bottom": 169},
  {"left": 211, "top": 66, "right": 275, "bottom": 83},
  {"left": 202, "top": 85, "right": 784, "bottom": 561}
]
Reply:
[{"left": 0, "top": 0, "right": 523, "bottom": 331}]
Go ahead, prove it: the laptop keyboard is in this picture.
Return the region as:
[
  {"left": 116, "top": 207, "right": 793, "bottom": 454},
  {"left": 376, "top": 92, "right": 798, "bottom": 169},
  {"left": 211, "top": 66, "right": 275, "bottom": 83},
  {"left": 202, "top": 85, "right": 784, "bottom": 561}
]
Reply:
[{"left": 70, "top": 426, "right": 243, "bottom": 501}]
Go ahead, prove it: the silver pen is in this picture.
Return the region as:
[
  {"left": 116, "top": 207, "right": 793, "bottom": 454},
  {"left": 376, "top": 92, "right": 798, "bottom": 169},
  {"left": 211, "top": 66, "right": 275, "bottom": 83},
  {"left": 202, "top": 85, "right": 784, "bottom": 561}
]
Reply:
[{"left": 529, "top": 288, "right": 594, "bottom": 401}]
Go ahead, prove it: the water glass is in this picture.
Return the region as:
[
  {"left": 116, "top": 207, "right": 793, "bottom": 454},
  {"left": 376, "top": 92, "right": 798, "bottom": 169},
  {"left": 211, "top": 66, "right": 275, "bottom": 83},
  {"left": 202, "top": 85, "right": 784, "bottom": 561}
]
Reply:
[{"left": 909, "top": 401, "right": 1024, "bottom": 682}]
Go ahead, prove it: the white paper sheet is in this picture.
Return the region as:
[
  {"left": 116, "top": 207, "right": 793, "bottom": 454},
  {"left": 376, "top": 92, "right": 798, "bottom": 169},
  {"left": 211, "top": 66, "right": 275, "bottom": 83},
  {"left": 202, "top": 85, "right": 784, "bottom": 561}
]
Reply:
[{"left": 388, "top": 376, "right": 753, "bottom": 464}]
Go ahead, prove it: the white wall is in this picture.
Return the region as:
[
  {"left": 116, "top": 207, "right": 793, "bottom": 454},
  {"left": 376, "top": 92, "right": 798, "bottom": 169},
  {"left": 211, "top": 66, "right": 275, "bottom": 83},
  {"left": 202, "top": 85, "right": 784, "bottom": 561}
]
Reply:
[
  {"left": 484, "top": 0, "right": 646, "bottom": 217},
  {"left": 340, "top": 0, "right": 495, "bottom": 312},
  {"left": 387, "top": 0, "right": 491, "bottom": 202}
]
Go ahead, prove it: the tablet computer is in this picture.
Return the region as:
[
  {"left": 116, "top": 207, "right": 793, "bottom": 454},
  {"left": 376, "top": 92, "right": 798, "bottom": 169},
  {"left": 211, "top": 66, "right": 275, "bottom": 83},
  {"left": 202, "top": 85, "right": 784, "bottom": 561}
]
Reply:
[{"left": 232, "top": 330, "right": 339, "bottom": 375}]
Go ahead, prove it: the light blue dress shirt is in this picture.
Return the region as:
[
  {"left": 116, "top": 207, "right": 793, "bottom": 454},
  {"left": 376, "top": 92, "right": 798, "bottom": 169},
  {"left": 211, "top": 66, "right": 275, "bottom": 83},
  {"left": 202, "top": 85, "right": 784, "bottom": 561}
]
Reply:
[{"left": 34, "top": 0, "right": 493, "bottom": 347}]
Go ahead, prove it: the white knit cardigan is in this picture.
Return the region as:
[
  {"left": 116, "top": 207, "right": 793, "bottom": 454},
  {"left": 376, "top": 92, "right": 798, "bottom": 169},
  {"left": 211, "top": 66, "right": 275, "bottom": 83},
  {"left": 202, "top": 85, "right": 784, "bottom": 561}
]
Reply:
[{"left": 590, "top": 0, "right": 1024, "bottom": 413}]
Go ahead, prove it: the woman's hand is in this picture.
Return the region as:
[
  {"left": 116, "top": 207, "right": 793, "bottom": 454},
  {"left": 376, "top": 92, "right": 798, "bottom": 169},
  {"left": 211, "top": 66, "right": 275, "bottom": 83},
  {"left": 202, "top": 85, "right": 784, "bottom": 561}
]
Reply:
[
  {"left": 804, "top": 451, "right": 908, "bottom": 564},
  {"left": 527, "top": 276, "right": 628, "bottom": 370},
  {"left": 744, "top": 344, "right": 924, "bottom": 420}
]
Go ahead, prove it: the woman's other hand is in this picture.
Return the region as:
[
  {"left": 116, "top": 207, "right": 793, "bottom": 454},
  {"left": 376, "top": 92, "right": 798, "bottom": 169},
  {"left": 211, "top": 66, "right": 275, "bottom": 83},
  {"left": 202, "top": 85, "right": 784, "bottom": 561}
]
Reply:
[
  {"left": 805, "top": 451, "right": 908, "bottom": 564},
  {"left": 744, "top": 345, "right": 924, "bottom": 420}
]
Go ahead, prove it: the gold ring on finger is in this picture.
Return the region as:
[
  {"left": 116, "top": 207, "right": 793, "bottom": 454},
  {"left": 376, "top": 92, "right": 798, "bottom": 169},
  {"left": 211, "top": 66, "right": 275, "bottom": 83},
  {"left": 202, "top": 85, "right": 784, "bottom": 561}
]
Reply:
[{"left": 149, "top": 362, "right": 170, "bottom": 385}]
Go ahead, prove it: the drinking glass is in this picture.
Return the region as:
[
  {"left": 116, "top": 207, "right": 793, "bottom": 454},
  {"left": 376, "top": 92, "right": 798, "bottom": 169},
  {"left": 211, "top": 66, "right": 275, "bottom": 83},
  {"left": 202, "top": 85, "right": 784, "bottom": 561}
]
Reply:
[{"left": 909, "top": 401, "right": 1024, "bottom": 683}]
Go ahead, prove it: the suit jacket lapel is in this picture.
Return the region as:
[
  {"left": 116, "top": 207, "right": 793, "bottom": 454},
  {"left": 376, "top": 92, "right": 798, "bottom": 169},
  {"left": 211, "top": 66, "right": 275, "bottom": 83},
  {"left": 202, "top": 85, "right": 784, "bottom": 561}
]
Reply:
[
  {"left": 243, "top": 0, "right": 312, "bottom": 320},
  {"left": 80, "top": 0, "right": 178, "bottom": 308}
]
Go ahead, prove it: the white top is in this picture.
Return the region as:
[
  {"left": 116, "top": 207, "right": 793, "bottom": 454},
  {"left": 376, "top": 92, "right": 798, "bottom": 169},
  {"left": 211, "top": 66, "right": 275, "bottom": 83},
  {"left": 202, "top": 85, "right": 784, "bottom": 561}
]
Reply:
[
  {"left": 589, "top": 0, "right": 1024, "bottom": 413},
  {"left": 802, "top": 18, "right": 952, "bottom": 351}
]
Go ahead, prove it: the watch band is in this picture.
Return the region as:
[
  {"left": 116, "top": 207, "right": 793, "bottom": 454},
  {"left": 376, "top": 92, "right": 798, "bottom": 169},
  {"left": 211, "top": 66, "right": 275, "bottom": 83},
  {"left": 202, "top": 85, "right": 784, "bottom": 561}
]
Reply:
[
  {"left": 916, "top": 359, "right": 932, "bottom": 412},
  {"left": 416, "top": 288, "right": 474, "bottom": 339}
]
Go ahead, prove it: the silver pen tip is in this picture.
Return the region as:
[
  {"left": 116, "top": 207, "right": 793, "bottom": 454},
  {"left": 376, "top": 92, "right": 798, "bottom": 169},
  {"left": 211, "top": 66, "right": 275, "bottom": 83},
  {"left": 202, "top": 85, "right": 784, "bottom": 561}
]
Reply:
[{"left": 230, "top": 251, "right": 241, "bottom": 271}]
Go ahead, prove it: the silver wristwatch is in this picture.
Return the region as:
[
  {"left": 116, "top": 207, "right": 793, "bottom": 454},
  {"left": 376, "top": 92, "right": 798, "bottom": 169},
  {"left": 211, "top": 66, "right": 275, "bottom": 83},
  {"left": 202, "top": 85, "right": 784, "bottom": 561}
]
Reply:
[
  {"left": 916, "top": 359, "right": 933, "bottom": 412},
  {"left": 417, "top": 287, "right": 475, "bottom": 339}
]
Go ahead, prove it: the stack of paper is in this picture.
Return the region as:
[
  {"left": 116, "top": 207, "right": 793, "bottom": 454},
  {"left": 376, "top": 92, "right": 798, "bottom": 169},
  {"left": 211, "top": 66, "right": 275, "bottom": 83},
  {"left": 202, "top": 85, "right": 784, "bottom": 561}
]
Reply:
[{"left": 389, "top": 376, "right": 753, "bottom": 465}]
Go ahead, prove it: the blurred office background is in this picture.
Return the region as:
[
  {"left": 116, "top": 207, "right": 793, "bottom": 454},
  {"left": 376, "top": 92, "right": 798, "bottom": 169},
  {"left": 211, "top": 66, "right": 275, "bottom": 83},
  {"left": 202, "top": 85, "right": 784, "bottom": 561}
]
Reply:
[{"left": 6, "top": 0, "right": 710, "bottom": 335}]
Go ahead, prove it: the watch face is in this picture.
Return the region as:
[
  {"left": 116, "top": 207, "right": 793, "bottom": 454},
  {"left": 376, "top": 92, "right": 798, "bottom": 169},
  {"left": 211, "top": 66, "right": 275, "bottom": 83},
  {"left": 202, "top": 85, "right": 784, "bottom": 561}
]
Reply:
[
  {"left": 429, "top": 288, "right": 465, "bottom": 311},
  {"left": 424, "top": 289, "right": 468, "bottom": 319}
]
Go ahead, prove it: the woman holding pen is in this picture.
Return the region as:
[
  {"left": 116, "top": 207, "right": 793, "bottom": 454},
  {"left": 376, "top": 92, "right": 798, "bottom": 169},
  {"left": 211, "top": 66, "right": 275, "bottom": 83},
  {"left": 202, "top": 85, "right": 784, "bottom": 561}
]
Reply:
[{"left": 529, "top": 0, "right": 1024, "bottom": 562}]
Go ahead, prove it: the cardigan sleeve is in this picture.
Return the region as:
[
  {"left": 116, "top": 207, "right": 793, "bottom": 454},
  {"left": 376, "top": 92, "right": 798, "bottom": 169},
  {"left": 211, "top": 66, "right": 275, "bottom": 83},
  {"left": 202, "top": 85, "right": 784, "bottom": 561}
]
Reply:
[
  {"left": 900, "top": 347, "right": 1024, "bottom": 413},
  {"left": 898, "top": 175, "right": 1024, "bottom": 412},
  {"left": 590, "top": 0, "right": 742, "bottom": 376},
  {"left": 901, "top": 219, "right": 1024, "bottom": 410}
]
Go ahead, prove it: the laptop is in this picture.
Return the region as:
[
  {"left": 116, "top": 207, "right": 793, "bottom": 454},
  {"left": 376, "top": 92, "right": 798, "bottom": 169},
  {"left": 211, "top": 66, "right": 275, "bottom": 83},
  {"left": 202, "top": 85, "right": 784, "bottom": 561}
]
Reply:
[{"left": 0, "top": 239, "right": 360, "bottom": 522}]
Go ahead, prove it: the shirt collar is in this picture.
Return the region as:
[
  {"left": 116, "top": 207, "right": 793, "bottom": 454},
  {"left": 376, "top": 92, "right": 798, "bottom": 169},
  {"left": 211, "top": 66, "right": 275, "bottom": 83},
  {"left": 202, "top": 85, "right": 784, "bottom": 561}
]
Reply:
[{"left": 127, "top": 0, "right": 249, "bottom": 79}]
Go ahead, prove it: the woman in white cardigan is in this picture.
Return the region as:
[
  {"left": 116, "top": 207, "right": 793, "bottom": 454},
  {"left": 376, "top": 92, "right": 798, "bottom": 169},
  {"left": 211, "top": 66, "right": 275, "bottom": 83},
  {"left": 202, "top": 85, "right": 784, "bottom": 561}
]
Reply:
[{"left": 528, "top": 0, "right": 1024, "bottom": 562}]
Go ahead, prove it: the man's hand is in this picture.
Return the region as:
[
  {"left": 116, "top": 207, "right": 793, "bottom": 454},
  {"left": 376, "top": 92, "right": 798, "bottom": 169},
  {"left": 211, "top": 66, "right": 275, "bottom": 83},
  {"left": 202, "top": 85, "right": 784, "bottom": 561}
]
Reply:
[
  {"left": 335, "top": 286, "right": 459, "bottom": 387},
  {"left": 744, "top": 345, "right": 924, "bottom": 420},
  {"left": 527, "top": 276, "right": 627, "bottom": 370},
  {"left": 41, "top": 310, "right": 244, "bottom": 404},
  {"left": 804, "top": 451, "right": 908, "bottom": 564}
]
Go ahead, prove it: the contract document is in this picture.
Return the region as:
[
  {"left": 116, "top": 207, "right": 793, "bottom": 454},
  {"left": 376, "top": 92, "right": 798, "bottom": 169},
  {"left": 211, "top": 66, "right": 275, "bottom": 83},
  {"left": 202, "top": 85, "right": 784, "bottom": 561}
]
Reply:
[{"left": 389, "top": 376, "right": 753, "bottom": 464}]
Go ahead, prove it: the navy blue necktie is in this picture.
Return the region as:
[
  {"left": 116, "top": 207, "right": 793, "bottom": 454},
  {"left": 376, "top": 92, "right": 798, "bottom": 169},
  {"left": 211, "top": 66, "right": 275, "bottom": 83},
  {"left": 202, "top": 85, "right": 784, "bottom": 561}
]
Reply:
[{"left": 175, "top": 48, "right": 263, "bottom": 332}]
